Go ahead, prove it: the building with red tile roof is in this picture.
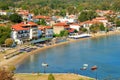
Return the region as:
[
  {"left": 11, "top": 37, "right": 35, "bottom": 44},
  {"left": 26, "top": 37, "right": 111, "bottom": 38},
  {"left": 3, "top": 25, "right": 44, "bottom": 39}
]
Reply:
[
  {"left": 96, "top": 10, "right": 114, "bottom": 16},
  {"left": 11, "top": 21, "right": 38, "bottom": 44},
  {"left": 53, "top": 22, "right": 69, "bottom": 34},
  {"left": 38, "top": 25, "right": 53, "bottom": 38}
]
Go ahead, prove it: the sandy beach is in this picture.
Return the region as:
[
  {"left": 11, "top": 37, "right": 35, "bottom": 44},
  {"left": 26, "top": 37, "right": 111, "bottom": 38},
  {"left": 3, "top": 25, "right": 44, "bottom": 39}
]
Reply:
[
  {"left": 14, "top": 73, "right": 94, "bottom": 80},
  {"left": 0, "top": 30, "right": 120, "bottom": 67}
]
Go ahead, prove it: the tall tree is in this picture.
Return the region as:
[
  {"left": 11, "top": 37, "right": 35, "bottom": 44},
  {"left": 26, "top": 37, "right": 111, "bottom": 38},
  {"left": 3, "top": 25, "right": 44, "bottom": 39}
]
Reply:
[
  {"left": 78, "top": 10, "right": 97, "bottom": 22},
  {"left": 0, "top": 26, "right": 11, "bottom": 45},
  {"left": 9, "top": 13, "right": 22, "bottom": 23}
]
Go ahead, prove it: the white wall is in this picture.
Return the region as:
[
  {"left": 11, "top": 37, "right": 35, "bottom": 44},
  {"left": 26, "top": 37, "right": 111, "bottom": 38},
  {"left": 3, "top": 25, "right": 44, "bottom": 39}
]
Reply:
[
  {"left": 70, "top": 25, "right": 80, "bottom": 31},
  {"left": 29, "top": 28, "right": 33, "bottom": 39}
]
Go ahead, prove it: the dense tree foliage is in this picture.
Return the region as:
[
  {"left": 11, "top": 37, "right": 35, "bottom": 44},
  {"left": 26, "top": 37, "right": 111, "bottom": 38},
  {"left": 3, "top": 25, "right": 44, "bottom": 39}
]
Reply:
[
  {"left": 37, "top": 19, "right": 47, "bottom": 25},
  {"left": 0, "top": 0, "right": 120, "bottom": 16},
  {"left": 9, "top": 13, "right": 22, "bottom": 23},
  {"left": 79, "top": 27, "right": 88, "bottom": 32},
  {"left": 0, "top": 15, "right": 9, "bottom": 20},
  {"left": 78, "top": 11, "right": 97, "bottom": 22},
  {"left": 115, "top": 19, "right": 120, "bottom": 27},
  {"left": 0, "top": 26, "right": 11, "bottom": 45},
  {"left": 60, "top": 30, "right": 69, "bottom": 37},
  {"left": 90, "top": 23, "right": 105, "bottom": 33}
]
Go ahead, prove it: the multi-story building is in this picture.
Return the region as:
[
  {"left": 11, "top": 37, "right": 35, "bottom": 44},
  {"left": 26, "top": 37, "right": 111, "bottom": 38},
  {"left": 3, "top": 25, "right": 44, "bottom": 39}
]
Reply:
[
  {"left": 53, "top": 22, "right": 69, "bottom": 34},
  {"left": 11, "top": 22, "right": 38, "bottom": 44},
  {"left": 39, "top": 26, "right": 53, "bottom": 39}
]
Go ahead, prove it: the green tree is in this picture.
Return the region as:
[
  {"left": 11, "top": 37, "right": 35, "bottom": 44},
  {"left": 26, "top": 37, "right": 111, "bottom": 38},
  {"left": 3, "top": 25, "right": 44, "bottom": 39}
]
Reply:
[
  {"left": 79, "top": 27, "right": 88, "bottom": 32},
  {"left": 116, "top": 19, "right": 120, "bottom": 27},
  {"left": 64, "top": 30, "right": 69, "bottom": 36},
  {"left": 53, "top": 34, "right": 60, "bottom": 37},
  {"left": 5, "top": 38, "right": 13, "bottom": 47},
  {"left": 0, "top": 15, "right": 9, "bottom": 20},
  {"left": 60, "top": 30, "right": 69, "bottom": 37},
  {"left": 90, "top": 24, "right": 100, "bottom": 33},
  {"left": 0, "top": 4, "right": 9, "bottom": 10},
  {"left": 9, "top": 13, "right": 22, "bottom": 23},
  {"left": 48, "top": 74, "right": 55, "bottom": 80},
  {"left": 37, "top": 19, "right": 47, "bottom": 25},
  {"left": 0, "top": 26, "right": 11, "bottom": 45},
  {"left": 78, "top": 11, "right": 97, "bottom": 22},
  {"left": 59, "top": 10, "right": 66, "bottom": 17},
  {"left": 60, "top": 30, "right": 65, "bottom": 37},
  {"left": 74, "top": 29, "right": 78, "bottom": 33},
  {"left": 99, "top": 23, "right": 105, "bottom": 31}
]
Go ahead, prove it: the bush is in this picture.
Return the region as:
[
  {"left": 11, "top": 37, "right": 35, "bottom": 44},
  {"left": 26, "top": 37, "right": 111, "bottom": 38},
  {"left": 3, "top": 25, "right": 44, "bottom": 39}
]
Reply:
[
  {"left": 5, "top": 38, "right": 14, "bottom": 47},
  {"left": 0, "top": 67, "right": 15, "bottom": 80},
  {"left": 48, "top": 74, "right": 55, "bottom": 80}
]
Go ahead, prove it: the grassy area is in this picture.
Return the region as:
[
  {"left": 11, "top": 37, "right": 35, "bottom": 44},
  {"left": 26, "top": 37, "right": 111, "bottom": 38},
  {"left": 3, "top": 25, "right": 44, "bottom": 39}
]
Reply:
[{"left": 14, "top": 73, "right": 94, "bottom": 80}]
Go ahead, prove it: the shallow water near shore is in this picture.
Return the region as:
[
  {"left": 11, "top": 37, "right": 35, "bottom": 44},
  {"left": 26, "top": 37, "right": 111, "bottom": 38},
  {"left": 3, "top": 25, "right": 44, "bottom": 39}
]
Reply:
[{"left": 16, "top": 34, "right": 120, "bottom": 79}]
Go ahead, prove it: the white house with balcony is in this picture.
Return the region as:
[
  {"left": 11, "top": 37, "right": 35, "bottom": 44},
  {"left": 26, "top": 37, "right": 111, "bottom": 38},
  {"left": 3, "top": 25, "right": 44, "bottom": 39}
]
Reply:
[{"left": 11, "top": 22, "right": 38, "bottom": 44}]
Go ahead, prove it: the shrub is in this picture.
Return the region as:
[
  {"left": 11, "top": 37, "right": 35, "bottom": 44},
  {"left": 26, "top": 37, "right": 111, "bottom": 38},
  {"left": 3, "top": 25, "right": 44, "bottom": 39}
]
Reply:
[{"left": 48, "top": 74, "right": 55, "bottom": 80}]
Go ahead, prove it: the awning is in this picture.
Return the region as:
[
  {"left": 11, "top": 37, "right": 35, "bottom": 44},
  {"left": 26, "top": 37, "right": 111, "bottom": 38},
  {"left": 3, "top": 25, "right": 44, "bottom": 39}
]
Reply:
[{"left": 30, "top": 38, "right": 50, "bottom": 44}]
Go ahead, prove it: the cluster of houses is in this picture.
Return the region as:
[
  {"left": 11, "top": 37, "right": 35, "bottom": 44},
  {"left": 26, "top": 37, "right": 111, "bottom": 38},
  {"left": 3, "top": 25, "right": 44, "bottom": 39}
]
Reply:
[{"left": 0, "top": 9, "right": 118, "bottom": 45}]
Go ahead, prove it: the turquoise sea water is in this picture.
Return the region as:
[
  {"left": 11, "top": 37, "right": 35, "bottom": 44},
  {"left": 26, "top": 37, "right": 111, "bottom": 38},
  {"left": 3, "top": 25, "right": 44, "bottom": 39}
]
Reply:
[{"left": 16, "top": 34, "right": 120, "bottom": 79}]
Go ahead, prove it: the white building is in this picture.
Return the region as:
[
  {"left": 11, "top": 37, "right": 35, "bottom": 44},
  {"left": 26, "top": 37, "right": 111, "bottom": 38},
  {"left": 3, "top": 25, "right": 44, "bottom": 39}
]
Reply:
[
  {"left": 57, "top": 17, "right": 76, "bottom": 23},
  {"left": 0, "top": 11, "right": 7, "bottom": 15},
  {"left": 70, "top": 24, "right": 80, "bottom": 31},
  {"left": 11, "top": 22, "right": 38, "bottom": 44}
]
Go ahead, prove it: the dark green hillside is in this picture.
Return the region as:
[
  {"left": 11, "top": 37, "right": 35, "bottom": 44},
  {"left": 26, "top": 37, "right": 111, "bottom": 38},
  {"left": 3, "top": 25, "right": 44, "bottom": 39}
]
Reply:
[{"left": 0, "top": 0, "right": 120, "bottom": 15}]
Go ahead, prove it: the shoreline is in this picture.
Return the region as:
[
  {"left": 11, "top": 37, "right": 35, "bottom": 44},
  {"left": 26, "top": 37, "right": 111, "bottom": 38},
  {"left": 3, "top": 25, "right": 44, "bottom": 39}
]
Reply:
[
  {"left": 0, "top": 31, "right": 120, "bottom": 67},
  {"left": 14, "top": 73, "right": 94, "bottom": 80}
]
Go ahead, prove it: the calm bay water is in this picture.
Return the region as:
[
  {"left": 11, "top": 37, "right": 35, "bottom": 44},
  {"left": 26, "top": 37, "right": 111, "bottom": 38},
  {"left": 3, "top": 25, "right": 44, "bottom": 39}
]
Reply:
[{"left": 16, "top": 34, "right": 120, "bottom": 79}]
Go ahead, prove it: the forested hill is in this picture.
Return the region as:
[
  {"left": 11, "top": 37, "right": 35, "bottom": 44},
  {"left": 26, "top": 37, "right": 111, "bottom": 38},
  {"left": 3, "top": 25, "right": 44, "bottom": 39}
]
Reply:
[{"left": 0, "top": 0, "right": 120, "bottom": 15}]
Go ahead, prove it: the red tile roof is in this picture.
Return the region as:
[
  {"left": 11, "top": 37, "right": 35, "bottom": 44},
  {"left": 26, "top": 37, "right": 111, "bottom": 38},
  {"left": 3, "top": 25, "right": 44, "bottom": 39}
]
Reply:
[
  {"left": 17, "top": 10, "right": 29, "bottom": 16},
  {"left": 34, "top": 15, "right": 50, "bottom": 19},
  {"left": 68, "top": 28, "right": 75, "bottom": 33},
  {"left": 70, "top": 23, "right": 80, "bottom": 26},
  {"left": 94, "top": 17, "right": 107, "bottom": 20},
  {"left": 39, "top": 26, "right": 52, "bottom": 30},
  {"left": 12, "top": 22, "right": 37, "bottom": 31},
  {"left": 54, "top": 22, "right": 69, "bottom": 26}
]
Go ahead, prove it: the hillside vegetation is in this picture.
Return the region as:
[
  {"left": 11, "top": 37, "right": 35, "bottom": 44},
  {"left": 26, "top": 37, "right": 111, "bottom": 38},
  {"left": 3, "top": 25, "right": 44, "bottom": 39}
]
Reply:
[{"left": 0, "top": 0, "right": 120, "bottom": 15}]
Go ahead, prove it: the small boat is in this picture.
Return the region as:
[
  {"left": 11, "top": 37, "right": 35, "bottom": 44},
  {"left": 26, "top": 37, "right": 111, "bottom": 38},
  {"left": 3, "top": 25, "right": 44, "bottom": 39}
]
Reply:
[
  {"left": 41, "top": 63, "right": 48, "bottom": 67},
  {"left": 91, "top": 65, "right": 97, "bottom": 70},
  {"left": 80, "top": 66, "right": 87, "bottom": 70},
  {"left": 80, "top": 64, "right": 88, "bottom": 70},
  {"left": 83, "top": 64, "right": 88, "bottom": 67}
]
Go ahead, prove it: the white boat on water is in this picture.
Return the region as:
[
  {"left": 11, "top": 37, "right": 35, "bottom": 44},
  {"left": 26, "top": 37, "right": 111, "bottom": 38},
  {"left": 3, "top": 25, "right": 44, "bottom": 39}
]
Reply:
[
  {"left": 42, "top": 63, "right": 48, "bottom": 67},
  {"left": 69, "top": 33, "right": 91, "bottom": 39}
]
